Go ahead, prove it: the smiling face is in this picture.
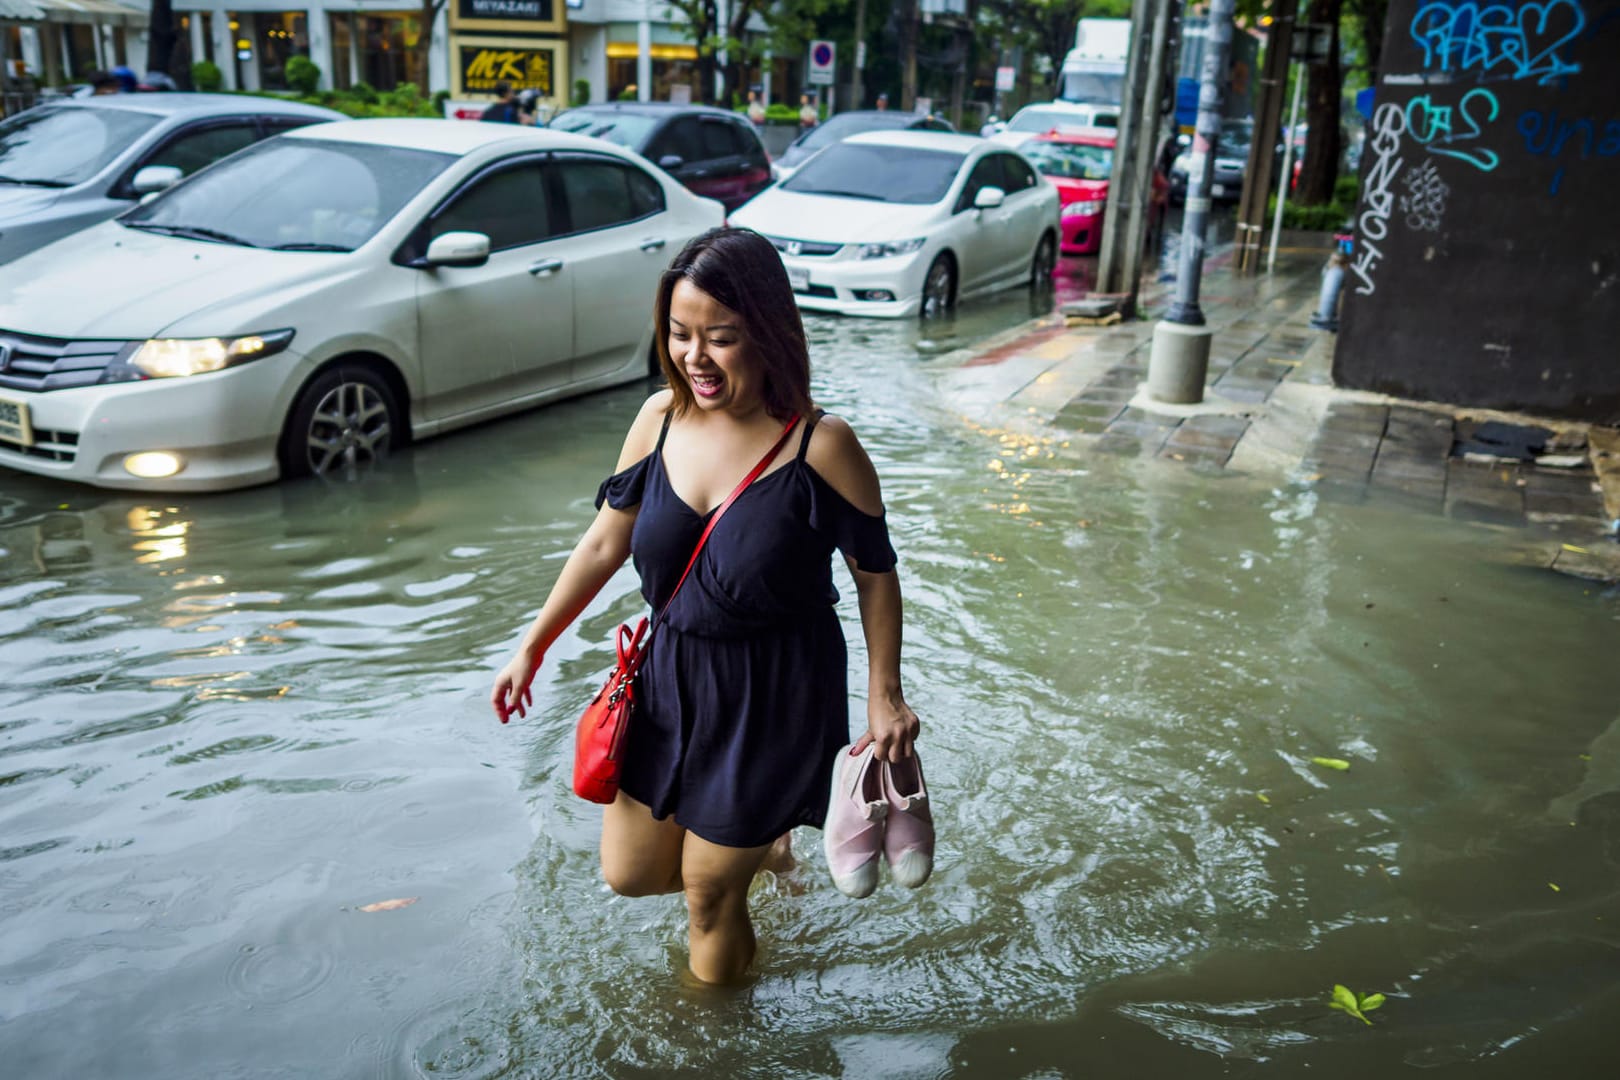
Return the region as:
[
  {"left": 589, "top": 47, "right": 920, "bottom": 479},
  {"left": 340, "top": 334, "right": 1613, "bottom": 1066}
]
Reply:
[{"left": 667, "top": 279, "right": 763, "bottom": 416}]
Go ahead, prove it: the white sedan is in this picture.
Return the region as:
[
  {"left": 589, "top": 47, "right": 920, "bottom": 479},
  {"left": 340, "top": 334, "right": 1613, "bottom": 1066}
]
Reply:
[
  {"left": 0, "top": 119, "right": 723, "bottom": 492},
  {"left": 729, "top": 130, "right": 1059, "bottom": 318}
]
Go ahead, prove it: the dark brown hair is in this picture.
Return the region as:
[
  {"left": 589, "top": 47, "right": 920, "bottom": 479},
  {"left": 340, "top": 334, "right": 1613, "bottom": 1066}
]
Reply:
[{"left": 654, "top": 227, "right": 814, "bottom": 420}]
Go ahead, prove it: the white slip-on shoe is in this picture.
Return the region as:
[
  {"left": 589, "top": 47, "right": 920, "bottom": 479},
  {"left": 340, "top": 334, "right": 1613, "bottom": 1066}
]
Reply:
[{"left": 880, "top": 752, "right": 934, "bottom": 888}]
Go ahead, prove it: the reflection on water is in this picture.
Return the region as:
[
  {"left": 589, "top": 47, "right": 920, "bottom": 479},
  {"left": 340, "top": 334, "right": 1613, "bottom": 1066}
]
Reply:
[{"left": 1, "top": 278, "right": 1618, "bottom": 1078}]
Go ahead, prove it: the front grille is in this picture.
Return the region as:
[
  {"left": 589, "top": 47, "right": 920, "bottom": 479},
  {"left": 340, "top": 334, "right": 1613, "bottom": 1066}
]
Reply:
[
  {"left": 765, "top": 235, "right": 844, "bottom": 258},
  {"left": 0, "top": 330, "right": 127, "bottom": 392},
  {"left": 797, "top": 284, "right": 837, "bottom": 299},
  {"left": 0, "top": 427, "right": 78, "bottom": 463}
]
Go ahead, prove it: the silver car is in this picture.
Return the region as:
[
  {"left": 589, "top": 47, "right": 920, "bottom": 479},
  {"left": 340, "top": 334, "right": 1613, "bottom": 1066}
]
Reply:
[{"left": 0, "top": 93, "right": 342, "bottom": 265}]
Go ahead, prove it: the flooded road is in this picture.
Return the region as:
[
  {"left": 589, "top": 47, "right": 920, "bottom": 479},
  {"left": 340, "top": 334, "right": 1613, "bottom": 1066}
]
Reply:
[{"left": 3, "top": 268, "right": 1618, "bottom": 1078}]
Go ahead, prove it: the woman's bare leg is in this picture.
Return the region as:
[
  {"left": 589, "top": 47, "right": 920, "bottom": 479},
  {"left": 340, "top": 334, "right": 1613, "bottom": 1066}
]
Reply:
[
  {"left": 679, "top": 833, "right": 773, "bottom": 984},
  {"left": 600, "top": 791, "right": 685, "bottom": 896},
  {"left": 762, "top": 831, "right": 795, "bottom": 875}
]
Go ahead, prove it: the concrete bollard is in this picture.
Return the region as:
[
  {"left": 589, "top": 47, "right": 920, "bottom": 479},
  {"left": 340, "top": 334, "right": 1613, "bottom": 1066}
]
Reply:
[
  {"left": 1309, "top": 253, "right": 1348, "bottom": 332},
  {"left": 1148, "top": 320, "right": 1214, "bottom": 404}
]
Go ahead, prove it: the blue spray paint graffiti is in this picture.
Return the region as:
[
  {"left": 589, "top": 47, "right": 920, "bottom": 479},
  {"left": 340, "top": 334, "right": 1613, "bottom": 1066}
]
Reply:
[
  {"left": 1517, "top": 109, "right": 1620, "bottom": 191},
  {"left": 1409, "top": 0, "right": 1587, "bottom": 86},
  {"left": 1405, "top": 88, "right": 1503, "bottom": 170}
]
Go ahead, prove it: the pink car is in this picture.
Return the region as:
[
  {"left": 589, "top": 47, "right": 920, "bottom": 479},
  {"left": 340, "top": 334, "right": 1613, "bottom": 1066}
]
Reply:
[{"left": 1021, "top": 128, "right": 1168, "bottom": 256}]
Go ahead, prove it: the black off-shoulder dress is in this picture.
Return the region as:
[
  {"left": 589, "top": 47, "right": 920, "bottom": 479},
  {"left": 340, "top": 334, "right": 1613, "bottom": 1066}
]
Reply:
[{"left": 594, "top": 410, "right": 896, "bottom": 849}]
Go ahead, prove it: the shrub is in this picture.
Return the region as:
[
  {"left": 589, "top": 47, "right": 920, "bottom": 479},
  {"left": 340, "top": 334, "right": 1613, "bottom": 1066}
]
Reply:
[
  {"left": 1333, "top": 175, "right": 1360, "bottom": 206},
  {"left": 617, "top": 84, "right": 638, "bottom": 101},
  {"left": 572, "top": 78, "right": 590, "bottom": 106},
  {"left": 763, "top": 102, "right": 799, "bottom": 124},
  {"left": 191, "top": 60, "right": 223, "bottom": 93},
  {"left": 284, "top": 55, "right": 321, "bottom": 96},
  {"left": 349, "top": 80, "right": 379, "bottom": 105},
  {"left": 1267, "top": 194, "right": 1354, "bottom": 231}
]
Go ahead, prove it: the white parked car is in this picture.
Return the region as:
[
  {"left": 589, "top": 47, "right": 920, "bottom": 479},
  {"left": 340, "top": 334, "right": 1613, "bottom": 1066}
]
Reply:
[
  {"left": 0, "top": 119, "right": 723, "bottom": 492},
  {"left": 729, "top": 130, "right": 1059, "bottom": 319},
  {"left": 987, "top": 101, "right": 1120, "bottom": 148}
]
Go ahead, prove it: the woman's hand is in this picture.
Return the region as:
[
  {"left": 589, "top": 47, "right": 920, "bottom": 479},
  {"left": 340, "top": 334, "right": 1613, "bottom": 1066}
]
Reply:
[
  {"left": 491, "top": 651, "right": 540, "bottom": 724},
  {"left": 855, "top": 691, "right": 920, "bottom": 762}
]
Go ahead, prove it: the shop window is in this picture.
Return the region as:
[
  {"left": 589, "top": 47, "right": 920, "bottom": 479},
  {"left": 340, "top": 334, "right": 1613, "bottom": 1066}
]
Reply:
[{"left": 255, "top": 11, "right": 310, "bottom": 92}]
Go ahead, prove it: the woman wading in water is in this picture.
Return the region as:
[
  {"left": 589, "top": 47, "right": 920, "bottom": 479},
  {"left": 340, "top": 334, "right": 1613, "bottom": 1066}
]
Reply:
[{"left": 491, "top": 228, "right": 920, "bottom": 984}]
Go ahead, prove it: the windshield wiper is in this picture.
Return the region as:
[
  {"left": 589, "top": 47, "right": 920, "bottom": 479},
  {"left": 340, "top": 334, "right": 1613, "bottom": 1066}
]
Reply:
[
  {"left": 271, "top": 241, "right": 351, "bottom": 252},
  {"left": 794, "top": 188, "right": 888, "bottom": 201},
  {"left": 124, "top": 222, "right": 259, "bottom": 247},
  {"left": 0, "top": 175, "right": 69, "bottom": 188}
]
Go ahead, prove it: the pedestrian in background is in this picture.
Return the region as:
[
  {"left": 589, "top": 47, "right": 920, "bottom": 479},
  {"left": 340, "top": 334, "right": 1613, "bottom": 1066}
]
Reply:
[
  {"left": 875, "top": 92, "right": 889, "bottom": 111},
  {"left": 746, "top": 89, "right": 765, "bottom": 129},
  {"left": 481, "top": 80, "right": 533, "bottom": 125},
  {"left": 490, "top": 227, "right": 921, "bottom": 985},
  {"left": 798, "top": 92, "right": 818, "bottom": 130}
]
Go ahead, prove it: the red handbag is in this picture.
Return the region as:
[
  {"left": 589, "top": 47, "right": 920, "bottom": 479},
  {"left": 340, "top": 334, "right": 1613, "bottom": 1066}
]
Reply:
[{"left": 573, "top": 412, "right": 801, "bottom": 804}]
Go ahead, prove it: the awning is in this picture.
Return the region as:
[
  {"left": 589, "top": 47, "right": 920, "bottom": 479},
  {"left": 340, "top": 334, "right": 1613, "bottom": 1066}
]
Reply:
[{"left": 0, "top": 0, "right": 149, "bottom": 26}]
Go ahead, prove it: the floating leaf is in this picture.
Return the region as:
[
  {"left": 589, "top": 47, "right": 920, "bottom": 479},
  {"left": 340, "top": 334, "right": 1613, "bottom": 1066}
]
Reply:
[
  {"left": 358, "top": 896, "right": 419, "bottom": 913},
  {"left": 1548, "top": 882, "right": 1561, "bottom": 893},
  {"left": 1359, "top": 993, "right": 1386, "bottom": 1012},
  {"left": 1311, "top": 757, "right": 1351, "bottom": 771},
  {"left": 1561, "top": 543, "right": 1590, "bottom": 554},
  {"left": 1257, "top": 793, "right": 1271, "bottom": 804}
]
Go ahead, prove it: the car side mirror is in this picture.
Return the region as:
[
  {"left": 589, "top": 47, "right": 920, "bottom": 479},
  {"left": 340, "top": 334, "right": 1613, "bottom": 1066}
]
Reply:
[
  {"left": 658, "top": 154, "right": 684, "bottom": 170},
  {"left": 974, "top": 185, "right": 1006, "bottom": 210},
  {"left": 424, "top": 230, "right": 491, "bottom": 269},
  {"left": 131, "top": 165, "right": 183, "bottom": 196}
]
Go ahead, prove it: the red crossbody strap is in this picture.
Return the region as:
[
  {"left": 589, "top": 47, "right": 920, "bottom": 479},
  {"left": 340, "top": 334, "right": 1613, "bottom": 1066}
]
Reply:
[{"left": 656, "top": 412, "right": 800, "bottom": 624}]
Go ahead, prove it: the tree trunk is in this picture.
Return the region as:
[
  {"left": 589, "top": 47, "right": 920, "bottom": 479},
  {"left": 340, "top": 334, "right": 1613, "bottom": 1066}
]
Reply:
[
  {"left": 1297, "top": 0, "right": 1342, "bottom": 205},
  {"left": 416, "top": 0, "right": 441, "bottom": 96},
  {"left": 1355, "top": 0, "right": 1389, "bottom": 81},
  {"left": 148, "top": 0, "right": 179, "bottom": 76},
  {"left": 898, "top": 0, "right": 918, "bottom": 111}
]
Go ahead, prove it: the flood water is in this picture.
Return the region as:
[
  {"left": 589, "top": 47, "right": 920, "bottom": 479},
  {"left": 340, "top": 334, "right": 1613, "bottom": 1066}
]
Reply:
[{"left": 3, "top": 274, "right": 1618, "bottom": 1078}]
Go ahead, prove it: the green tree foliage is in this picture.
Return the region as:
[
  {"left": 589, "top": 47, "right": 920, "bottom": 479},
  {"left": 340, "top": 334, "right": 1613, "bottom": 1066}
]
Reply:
[
  {"left": 662, "top": 0, "right": 847, "bottom": 105},
  {"left": 191, "top": 61, "right": 223, "bottom": 93},
  {"left": 284, "top": 55, "right": 322, "bottom": 96}
]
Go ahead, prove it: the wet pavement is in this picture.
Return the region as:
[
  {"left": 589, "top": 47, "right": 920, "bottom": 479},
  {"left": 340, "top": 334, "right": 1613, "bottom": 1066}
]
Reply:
[{"left": 2, "top": 234, "right": 1619, "bottom": 1078}]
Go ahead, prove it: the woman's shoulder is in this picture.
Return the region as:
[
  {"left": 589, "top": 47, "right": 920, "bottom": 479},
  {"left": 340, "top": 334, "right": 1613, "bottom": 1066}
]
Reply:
[
  {"left": 803, "top": 413, "right": 883, "bottom": 516},
  {"left": 615, "top": 389, "right": 674, "bottom": 470}
]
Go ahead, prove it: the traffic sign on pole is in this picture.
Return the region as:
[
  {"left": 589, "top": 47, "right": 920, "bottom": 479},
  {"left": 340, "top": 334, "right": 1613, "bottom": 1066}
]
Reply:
[{"left": 808, "top": 40, "right": 836, "bottom": 86}]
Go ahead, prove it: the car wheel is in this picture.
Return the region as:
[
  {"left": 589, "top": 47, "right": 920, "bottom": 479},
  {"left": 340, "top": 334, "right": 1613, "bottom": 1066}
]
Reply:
[
  {"left": 921, "top": 254, "right": 956, "bottom": 319},
  {"left": 279, "top": 366, "right": 400, "bottom": 480},
  {"left": 1029, "top": 232, "right": 1056, "bottom": 287}
]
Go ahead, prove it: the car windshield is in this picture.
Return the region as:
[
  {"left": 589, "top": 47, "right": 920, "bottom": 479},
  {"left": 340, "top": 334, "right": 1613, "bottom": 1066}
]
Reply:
[
  {"left": 781, "top": 143, "right": 965, "bottom": 205},
  {"left": 1022, "top": 141, "right": 1113, "bottom": 181},
  {"left": 121, "top": 137, "right": 454, "bottom": 251},
  {"left": 548, "top": 110, "right": 662, "bottom": 149},
  {"left": 1008, "top": 108, "right": 1095, "bottom": 135},
  {"left": 1061, "top": 72, "right": 1124, "bottom": 105},
  {"left": 0, "top": 105, "right": 163, "bottom": 186},
  {"left": 1218, "top": 120, "right": 1254, "bottom": 156},
  {"left": 796, "top": 112, "right": 913, "bottom": 151}
]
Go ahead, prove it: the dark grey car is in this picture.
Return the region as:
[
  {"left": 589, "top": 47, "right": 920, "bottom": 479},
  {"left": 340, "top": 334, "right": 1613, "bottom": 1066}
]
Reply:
[{"left": 0, "top": 94, "right": 342, "bottom": 265}]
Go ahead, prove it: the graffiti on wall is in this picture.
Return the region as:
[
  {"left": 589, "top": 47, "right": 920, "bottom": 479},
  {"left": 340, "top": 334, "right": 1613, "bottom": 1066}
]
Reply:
[{"left": 1357, "top": 0, "right": 1613, "bottom": 269}]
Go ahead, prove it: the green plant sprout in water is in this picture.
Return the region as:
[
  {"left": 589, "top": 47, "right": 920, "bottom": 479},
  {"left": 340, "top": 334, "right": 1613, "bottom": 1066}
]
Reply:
[{"left": 1329, "top": 984, "right": 1386, "bottom": 1026}]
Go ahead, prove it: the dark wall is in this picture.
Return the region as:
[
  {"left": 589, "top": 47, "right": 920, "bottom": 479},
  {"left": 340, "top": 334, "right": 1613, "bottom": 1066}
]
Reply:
[{"left": 1336, "top": 0, "right": 1620, "bottom": 422}]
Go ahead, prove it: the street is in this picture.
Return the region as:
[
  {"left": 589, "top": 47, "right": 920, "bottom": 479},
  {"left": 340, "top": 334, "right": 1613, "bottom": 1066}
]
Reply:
[{"left": 2, "top": 235, "right": 1617, "bottom": 1075}]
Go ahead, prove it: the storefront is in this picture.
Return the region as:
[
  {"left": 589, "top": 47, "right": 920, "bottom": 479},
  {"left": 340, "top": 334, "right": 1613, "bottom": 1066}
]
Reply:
[
  {"left": 1, "top": 0, "right": 149, "bottom": 113},
  {"left": 446, "top": 0, "right": 565, "bottom": 108}
]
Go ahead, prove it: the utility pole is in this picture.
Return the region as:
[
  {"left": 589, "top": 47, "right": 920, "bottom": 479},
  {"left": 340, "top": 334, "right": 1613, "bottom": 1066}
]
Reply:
[
  {"left": 1234, "top": 0, "right": 1297, "bottom": 274},
  {"left": 1097, "top": 0, "right": 1178, "bottom": 309},
  {"left": 1147, "top": 0, "right": 1237, "bottom": 404},
  {"left": 852, "top": 0, "right": 867, "bottom": 108}
]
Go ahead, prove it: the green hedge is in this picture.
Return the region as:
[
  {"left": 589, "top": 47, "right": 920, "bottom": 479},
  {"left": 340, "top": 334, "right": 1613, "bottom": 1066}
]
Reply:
[
  {"left": 1266, "top": 178, "right": 1360, "bottom": 232},
  {"left": 235, "top": 82, "right": 439, "bottom": 118}
]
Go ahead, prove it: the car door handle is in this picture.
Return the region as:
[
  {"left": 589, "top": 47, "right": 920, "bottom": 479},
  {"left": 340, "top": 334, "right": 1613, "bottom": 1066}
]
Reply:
[
  {"left": 528, "top": 258, "right": 564, "bottom": 277},
  {"left": 639, "top": 237, "right": 666, "bottom": 252}
]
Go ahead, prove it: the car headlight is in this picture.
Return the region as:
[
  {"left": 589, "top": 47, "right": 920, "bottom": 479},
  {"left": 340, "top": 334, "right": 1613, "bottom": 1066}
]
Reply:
[
  {"left": 1062, "top": 200, "right": 1106, "bottom": 217},
  {"left": 857, "top": 238, "right": 926, "bottom": 260},
  {"left": 109, "top": 330, "right": 296, "bottom": 381}
]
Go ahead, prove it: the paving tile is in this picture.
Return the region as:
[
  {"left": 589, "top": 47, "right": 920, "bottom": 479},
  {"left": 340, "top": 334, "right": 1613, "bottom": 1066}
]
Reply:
[
  {"left": 1166, "top": 426, "right": 1243, "bottom": 453},
  {"left": 1215, "top": 385, "right": 1274, "bottom": 404},
  {"left": 1184, "top": 413, "right": 1252, "bottom": 438},
  {"left": 1525, "top": 491, "right": 1604, "bottom": 517},
  {"left": 1074, "top": 386, "right": 1136, "bottom": 405},
  {"left": 1159, "top": 445, "right": 1231, "bottom": 467},
  {"left": 1095, "top": 432, "right": 1148, "bottom": 455},
  {"left": 1115, "top": 407, "right": 1181, "bottom": 428}
]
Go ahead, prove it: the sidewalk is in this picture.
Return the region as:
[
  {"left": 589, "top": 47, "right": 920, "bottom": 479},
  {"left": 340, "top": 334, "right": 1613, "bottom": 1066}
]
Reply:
[{"left": 941, "top": 246, "right": 1620, "bottom": 584}]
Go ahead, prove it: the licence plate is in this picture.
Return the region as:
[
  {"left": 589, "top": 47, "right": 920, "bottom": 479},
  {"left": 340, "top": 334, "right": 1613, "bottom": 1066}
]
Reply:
[
  {"left": 787, "top": 266, "right": 810, "bottom": 292},
  {"left": 0, "top": 395, "right": 33, "bottom": 448},
  {"left": 1211, "top": 183, "right": 1226, "bottom": 197}
]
